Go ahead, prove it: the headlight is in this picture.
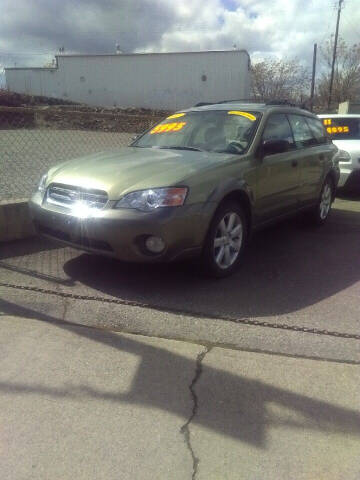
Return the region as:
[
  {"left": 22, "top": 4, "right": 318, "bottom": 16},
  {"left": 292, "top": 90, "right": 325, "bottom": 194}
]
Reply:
[
  {"left": 37, "top": 174, "right": 48, "bottom": 193},
  {"left": 115, "top": 187, "right": 188, "bottom": 212},
  {"left": 336, "top": 150, "right": 351, "bottom": 163}
]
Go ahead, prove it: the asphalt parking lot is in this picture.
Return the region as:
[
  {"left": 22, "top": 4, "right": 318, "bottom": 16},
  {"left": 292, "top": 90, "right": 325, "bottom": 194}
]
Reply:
[{"left": 1, "top": 195, "right": 360, "bottom": 363}]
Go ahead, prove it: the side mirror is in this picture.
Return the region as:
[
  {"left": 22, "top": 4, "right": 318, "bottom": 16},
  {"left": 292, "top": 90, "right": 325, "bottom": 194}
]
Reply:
[{"left": 262, "top": 139, "right": 290, "bottom": 156}]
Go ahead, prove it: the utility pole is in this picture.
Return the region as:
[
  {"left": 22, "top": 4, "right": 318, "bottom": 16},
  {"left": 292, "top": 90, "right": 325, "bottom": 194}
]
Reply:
[
  {"left": 328, "top": 0, "right": 344, "bottom": 110},
  {"left": 310, "top": 43, "right": 317, "bottom": 112}
]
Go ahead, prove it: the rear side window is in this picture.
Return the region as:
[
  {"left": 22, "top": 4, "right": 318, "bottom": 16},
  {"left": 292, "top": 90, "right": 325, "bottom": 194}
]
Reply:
[
  {"left": 307, "top": 117, "right": 328, "bottom": 144},
  {"left": 288, "top": 115, "right": 317, "bottom": 149},
  {"left": 262, "top": 113, "right": 295, "bottom": 147}
]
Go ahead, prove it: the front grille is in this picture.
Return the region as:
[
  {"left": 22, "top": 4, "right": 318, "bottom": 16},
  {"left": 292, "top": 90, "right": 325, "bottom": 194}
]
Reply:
[
  {"left": 37, "top": 223, "right": 113, "bottom": 252},
  {"left": 46, "top": 184, "right": 108, "bottom": 209}
]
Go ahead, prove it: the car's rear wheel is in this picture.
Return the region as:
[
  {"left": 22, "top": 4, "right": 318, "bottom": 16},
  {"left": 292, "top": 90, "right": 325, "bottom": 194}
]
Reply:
[
  {"left": 308, "top": 176, "right": 334, "bottom": 225},
  {"left": 202, "top": 201, "right": 248, "bottom": 277}
]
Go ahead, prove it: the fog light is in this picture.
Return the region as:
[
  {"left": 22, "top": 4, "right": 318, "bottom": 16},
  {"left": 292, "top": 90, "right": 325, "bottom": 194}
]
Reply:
[{"left": 145, "top": 236, "right": 165, "bottom": 254}]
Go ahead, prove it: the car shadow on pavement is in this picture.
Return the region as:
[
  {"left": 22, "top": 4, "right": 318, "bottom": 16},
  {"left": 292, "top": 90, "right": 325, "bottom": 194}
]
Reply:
[
  {"left": 63, "top": 207, "right": 360, "bottom": 319},
  {"left": 1, "top": 297, "right": 360, "bottom": 448},
  {"left": 0, "top": 237, "right": 75, "bottom": 287},
  {"left": 0, "top": 237, "right": 59, "bottom": 260}
]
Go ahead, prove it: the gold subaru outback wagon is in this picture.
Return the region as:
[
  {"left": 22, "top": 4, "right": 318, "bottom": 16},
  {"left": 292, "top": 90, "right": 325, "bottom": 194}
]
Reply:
[{"left": 30, "top": 102, "right": 340, "bottom": 277}]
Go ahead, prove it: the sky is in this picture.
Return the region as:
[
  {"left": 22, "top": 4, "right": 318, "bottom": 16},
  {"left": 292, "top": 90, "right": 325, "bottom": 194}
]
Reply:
[{"left": 0, "top": 0, "right": 359, "bottom": 86}]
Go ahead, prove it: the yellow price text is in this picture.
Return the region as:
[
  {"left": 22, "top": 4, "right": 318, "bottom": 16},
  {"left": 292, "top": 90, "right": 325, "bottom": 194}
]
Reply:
[
  {"left": 228, "top": 111, "right": 256, "bottom": 121},
  {"left": 150, "top": 122, "right": 187, "bottom": 134},
  {"left": 166, "top": 113, "right": 186, "bottom": 119},
  {"left": 326, "top": 126, "right": 349, "bottom": 134}
]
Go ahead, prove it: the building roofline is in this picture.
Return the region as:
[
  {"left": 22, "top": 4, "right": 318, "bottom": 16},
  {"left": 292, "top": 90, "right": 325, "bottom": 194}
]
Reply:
[
  {"left": 54, "top": 49, "right": 249, "bottom": 59},
  {"left": 4, "top": 67, "right": 56, "bottom": 71},
  {"left": 4, "top": 49, "right": 250, "bottom": 72}
]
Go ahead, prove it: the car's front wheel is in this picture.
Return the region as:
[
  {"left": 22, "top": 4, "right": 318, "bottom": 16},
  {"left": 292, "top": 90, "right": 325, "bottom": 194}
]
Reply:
[{"left": 202, "top": 201, "right": 248, "bottom": 278}]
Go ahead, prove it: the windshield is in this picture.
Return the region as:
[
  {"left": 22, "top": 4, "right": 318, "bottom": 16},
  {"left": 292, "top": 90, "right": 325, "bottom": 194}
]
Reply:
[
  {"left": 321, "top": 117, "right": 360, "bottom": 140},
  {"left": 133, "top": 110, "right": 261, "bottom": 154}
]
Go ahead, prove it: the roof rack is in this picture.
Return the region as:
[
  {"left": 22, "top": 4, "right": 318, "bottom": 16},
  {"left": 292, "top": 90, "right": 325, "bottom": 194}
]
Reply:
[
  {"left": 193, "top": 99, "right": 310, "bottom": 110},
  {"left": 194, "top": 102, "right": 214, "bottom": 107},
  {"left": 194, "top": 99, "right": 263, "bottom": 107},
  {"left": 266, "top": 99, "right": 310, "bottom": 110},
  {"left": 218, "top": 99, "right": 263, "bottom": 104}
]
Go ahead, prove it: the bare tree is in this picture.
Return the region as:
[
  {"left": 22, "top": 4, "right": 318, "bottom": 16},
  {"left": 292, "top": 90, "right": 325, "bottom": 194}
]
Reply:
[
  {"left": 316, "top": 37, "right": 360, "bottom": 111},
  {"left": 251, "top": 58, "right": 310, "bottom": 104}
]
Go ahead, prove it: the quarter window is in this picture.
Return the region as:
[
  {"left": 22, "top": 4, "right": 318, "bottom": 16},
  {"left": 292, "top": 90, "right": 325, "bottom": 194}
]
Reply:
[{"left": 288, "top": 115, "right": 317, "bottom": 148}]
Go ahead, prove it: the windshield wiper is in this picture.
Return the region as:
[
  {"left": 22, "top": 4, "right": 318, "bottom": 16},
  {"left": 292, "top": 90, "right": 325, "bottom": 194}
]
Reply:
[{"left": 157, "top": 146, "right": 203, "bottom": 152}]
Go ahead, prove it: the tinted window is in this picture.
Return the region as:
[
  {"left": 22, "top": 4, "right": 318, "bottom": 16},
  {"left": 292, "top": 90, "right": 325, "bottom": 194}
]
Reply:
[
  {"left": 262, "top": 114, "right": 295, "bottom": 147},
  {"left": 288, "top": 115, "right": 317, "bottom": 148},
  {"left": 307, "top": 117, "right": 328, "bottom": 144},
  {"left": 321, "top": 117, "right": 360, "bottom": 140}
]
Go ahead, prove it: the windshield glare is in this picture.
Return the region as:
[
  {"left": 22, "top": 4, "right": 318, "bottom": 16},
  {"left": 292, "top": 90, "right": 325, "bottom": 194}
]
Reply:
[
  {"left": 133, "top": 110, "right": 261, "bottom": 154},
  {"left": 322, "top": 117, "right": 360, "bottom": 140}
]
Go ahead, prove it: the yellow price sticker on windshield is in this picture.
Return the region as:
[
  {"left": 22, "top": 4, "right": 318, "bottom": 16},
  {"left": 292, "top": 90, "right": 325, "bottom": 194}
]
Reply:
[
  {"left": 150, "top": 122, "right": 187, "bottom": 134},
  {"left": 326, "top": 126, "right": 349, "bottom": 134},
  {"left": 228, "top": 111, "right": 256, "bottom": 121},
  {"left": 167, "top": 113, "right": 186, "bottom": 119}
]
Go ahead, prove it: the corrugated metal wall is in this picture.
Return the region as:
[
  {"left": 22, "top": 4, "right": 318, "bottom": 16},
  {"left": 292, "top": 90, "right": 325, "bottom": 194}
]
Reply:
[{"left": 5, "top": 50, "right": 251, "bottom": 110}]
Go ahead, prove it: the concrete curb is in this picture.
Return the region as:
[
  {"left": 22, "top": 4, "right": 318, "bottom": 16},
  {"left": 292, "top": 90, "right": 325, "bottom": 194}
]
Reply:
[{"left": 0, "top": 199, "right": 36, "bottom": 242}]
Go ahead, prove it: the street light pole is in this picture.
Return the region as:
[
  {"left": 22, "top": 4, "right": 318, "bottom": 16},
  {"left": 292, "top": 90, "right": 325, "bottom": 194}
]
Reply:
[
  {"left": 328, "top": 0, "right": 344, "bottom": 110},
  {"left": 310, "top": 43, "right": 317, "bottom": 112}
]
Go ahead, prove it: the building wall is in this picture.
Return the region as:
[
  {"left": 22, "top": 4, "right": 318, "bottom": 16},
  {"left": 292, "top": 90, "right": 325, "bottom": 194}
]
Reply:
[
  {"left": 5, "top": 50, "right": 251, "bottom": 110},
  {"left": 338, "top": 101, "right": 360, "bottom": 114}
]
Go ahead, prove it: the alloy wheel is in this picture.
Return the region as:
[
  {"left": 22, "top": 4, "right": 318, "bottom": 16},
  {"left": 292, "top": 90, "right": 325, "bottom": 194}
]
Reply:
[
  {"left": 213, "top": 212, "right": 243, "bottom": 269},
  {"left": 319, "top": 182, "right": 332, "bottom": 220}
]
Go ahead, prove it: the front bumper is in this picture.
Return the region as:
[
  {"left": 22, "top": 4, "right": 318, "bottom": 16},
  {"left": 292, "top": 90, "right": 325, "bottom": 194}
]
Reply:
[
  {"left": 337, "top": 166, "right": 360, "bottom": 189},
  {"left": 341, "top": 169, "right": 360, "bottom": 190},
  {"left": 29, "top": 193, "right": 209, "bottom": 262}
]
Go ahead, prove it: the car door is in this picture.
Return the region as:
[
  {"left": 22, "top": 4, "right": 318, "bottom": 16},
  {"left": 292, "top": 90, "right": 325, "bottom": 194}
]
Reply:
[
  {"left": 287, "top": 114, "right": 324, "bottom": 207},
  {"left": 255, "top": 113, "right": 301, "bottom": 222},
  {"left": 306, "top": 116, "right": 337, "bottom": 198}
]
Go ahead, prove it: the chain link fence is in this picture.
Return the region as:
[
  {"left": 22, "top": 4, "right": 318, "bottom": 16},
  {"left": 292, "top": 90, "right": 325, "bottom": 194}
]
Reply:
[{"left": 0, "top": 105, "right": 166, "bottom": 201}]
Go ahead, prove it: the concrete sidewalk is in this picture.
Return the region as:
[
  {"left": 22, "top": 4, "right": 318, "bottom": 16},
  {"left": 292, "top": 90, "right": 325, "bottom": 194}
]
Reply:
[{"left": 0, "top": 315, "right": 359, "bottom": 480}]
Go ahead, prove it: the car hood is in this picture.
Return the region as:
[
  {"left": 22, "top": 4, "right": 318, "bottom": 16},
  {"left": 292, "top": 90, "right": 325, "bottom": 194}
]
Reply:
[
  {"left": 47, "top": 147, "right": 235, "bottom": 199},
  {"left": 332, "top": 139, "right": 360, "bottom": 157}
]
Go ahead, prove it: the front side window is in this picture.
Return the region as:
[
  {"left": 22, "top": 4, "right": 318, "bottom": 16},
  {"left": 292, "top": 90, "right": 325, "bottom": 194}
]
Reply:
[
  {"left": 262, "top": 113, "right": 295, "bottom": 147},
  {"left": 288, "top": 115, "right": 317, "bottom": 148},
  {"left": 321, "top": 117, "right": 360, "bottom": 140},
  {"left": 133, "top": 110, "right": 261, "bottom": 154}
]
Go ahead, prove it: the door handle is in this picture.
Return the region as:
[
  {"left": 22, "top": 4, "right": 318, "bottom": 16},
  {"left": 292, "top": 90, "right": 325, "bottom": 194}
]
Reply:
[
  {"left": 319, "top": 154, "right": 325, "bottom": 161},
  {"left": 291, "top": 160, "right": 298, "bottom": 167}
]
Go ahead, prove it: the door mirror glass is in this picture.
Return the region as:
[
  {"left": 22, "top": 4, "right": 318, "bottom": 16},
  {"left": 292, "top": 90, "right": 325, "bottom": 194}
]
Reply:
[{"left": 262, "top": 139, "right": 290, "bottom": 156}]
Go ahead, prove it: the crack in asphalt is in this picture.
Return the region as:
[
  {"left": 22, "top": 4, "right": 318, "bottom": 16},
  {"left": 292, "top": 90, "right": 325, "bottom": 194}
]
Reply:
[{"left": 181, "top": 346, "right": 212, "bottom": 480}]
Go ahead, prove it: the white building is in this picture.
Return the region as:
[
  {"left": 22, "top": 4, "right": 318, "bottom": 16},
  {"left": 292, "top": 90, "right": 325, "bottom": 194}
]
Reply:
[{"left": 5, "top": 50, "right": 251, "bottom": 110}]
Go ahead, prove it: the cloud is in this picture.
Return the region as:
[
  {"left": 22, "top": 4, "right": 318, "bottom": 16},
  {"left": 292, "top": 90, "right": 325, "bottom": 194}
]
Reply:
[
  {"left": 0, "top": 0, "right": 359, "bottom": 70},
  {"left": 0, "top": 0, "right": 175, "bottom": 67},
  {"left": 143, "top": 0, "right": 360, "bottom": 65}
]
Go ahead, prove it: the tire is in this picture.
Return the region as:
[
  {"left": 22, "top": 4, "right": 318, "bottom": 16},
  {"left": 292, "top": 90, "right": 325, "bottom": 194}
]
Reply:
[
  {"left": 201, "top": 201, "right": 248, "bottom": 278},
  {"left": 308, "top": 176, "right": 334, "bottom": 225}
]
